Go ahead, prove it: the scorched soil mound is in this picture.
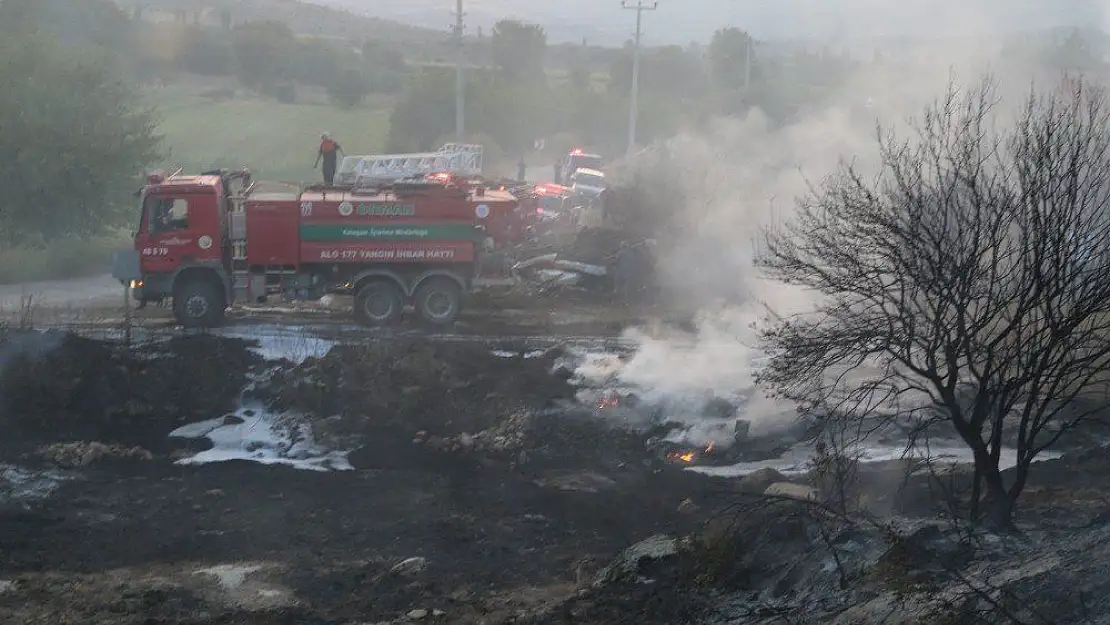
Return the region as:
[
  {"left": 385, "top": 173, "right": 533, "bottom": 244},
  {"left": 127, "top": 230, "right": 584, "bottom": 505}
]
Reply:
[
  {"left": 0, "top": 332, "right": 734, "bottom": 625},
  {"left": 252, "top": 341, "right": 576, "bottom": 438},
  {"left": 0, "top": 331, "right": 258, "bottom": 455}
]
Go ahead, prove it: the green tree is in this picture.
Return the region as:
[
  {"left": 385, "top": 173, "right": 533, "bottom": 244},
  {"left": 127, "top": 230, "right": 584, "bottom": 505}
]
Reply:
[
  {"left": 180, "top": 25, "right": 235, "bottom": 76},
  {"left": 490, "top": 20, "right": 547, "bottom": 81},
  {"left": 609, "top": 45, "right": 707, "bottom": 96},
  {"left": 469, "top": 76, "right": 557, "bottom": 154},
  {"left": 327, "top": 69, "right": 370, "bottom": 108},
  {"left": 568, "top": 51, "right": 592, "bottom": 91},
  {"left": 0, "top": 0, "right": 133, "bottom": 57},
  {"left": 361, "top": 41, "right": 408, "bottom": 94},
  {"left": 708, "top": 27, "right": 754, "bottom": 90},
  {"left": 362, "top": 41, "right": 407, "bottom": 73},
  {"left": 387, "top": 67, "right": 551, "bottom": 154},
  {"left": 0, "top": 34, "right": 161, "bottom": 244},
  {"left": 1052, "top": 28, "right": 1103, "bottom": 72},
  {"left": 386, "top": 68, "right": 458, "bottom": 152},
  {"left": 295, "top": 38, "right": 343, "bottom": 87},
  {"left": 232, "top": 21, "right": 296, "bottom": 92}
]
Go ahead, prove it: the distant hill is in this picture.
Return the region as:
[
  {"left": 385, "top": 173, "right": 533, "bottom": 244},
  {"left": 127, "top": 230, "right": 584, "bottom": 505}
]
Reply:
[
  {"left": 118, "top": 0, "right": 449, "bottom": 44},
  {"left": 319, "top": 0, "right": 1106, "bottom": 46},
  {"left": 118, "top": 0, "right": 1110, "bottom": 51}
]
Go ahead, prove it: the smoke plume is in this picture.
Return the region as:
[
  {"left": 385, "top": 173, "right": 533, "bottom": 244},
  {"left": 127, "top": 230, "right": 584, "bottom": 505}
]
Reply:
[{"left": 591, "top": 17, "right": 1090, "bottom": 443}]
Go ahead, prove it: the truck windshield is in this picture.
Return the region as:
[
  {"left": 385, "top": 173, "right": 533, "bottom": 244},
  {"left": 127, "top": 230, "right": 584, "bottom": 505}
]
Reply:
[
  {"left": 145, "top": 196, "right": 190, "bottom": 234},
  {"left": 573, "top": 155, "right": 602, "bottom": 171}
]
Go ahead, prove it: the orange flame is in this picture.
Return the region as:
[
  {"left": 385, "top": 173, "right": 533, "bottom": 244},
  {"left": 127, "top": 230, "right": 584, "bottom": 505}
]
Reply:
[
  {"left": 597, "top": 392, "right": 621, "bottom": 409},
  {"left": 667, "top": 450, "right": 696, "bottom": 463}
]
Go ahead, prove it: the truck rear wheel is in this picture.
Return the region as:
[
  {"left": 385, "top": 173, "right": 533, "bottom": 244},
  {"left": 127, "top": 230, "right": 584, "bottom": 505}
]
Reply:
[
  {"left": 414, "top": 278, "right": 462, "bottom": 326},
  {"left": 174, "top": 280, "right": 226, "bottom": 328},
  {"left": 354, "top": 280, "right": 404, "bottom": 327}
]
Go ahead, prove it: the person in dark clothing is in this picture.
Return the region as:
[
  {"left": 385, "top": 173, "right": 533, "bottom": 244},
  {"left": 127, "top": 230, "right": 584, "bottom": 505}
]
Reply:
[
  {"left": 612, "top": 240, "right": 655, "bottom": 304},
  {"left": 553, "top": 160, "right": 562, "bottom": 185},
  {"left": 517, "top": 156, "right": 527, "bottom": 182},
  {"left": 613, "top": 242, "right": 637, "bottom": 302},
  {"left": 314, "top": 133, "right": 344, "bottom": 185}
]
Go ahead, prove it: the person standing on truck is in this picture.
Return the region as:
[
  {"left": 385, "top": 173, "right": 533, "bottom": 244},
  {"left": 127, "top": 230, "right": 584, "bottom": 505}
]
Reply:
[{"left": 314, "top": 133, "right": 344, "bottom": 185}]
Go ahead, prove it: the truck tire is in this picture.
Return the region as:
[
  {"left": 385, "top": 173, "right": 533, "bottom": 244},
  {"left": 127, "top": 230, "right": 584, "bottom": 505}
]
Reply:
[
  {"left": 173, "top": 280, "right": 225, "bottom": 328},
  {"left": 414, "top": 278, "right": 462, "bottom": 326},
  {"left": 354, "top": 280, "right": 404, "bottom": 327}
]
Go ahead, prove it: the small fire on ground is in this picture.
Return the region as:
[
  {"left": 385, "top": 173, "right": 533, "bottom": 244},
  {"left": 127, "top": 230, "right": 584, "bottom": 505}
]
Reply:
[
  {"left": 666, "top": 441, "right": 715, "bottom": 465},
  {"left": 593, "top": 390, "right": 722, "bottom": 466},
  {"left": 597, "top": 391, "right": 621, "bottom": 409}
]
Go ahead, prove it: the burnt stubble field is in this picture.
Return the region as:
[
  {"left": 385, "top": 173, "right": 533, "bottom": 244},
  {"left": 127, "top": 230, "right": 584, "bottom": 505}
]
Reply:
[{"left": 0, "top": 328, "right": 724, "bottom": 625}]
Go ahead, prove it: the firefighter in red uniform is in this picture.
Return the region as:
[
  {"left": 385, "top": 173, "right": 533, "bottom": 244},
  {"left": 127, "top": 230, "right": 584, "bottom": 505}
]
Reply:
[{"left": 314, "top": 133, "right": 344, "bottom": 185}]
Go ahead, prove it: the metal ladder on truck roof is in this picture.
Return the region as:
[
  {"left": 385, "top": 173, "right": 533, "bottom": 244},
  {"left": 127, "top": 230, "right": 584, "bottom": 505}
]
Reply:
[{"left": 336, "top": 143, "right": 484, "bottom": 185}]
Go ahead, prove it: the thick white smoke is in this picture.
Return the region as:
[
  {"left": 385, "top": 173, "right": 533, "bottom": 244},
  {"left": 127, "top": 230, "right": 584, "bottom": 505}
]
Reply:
[{"left": 587, "top": 22, "right": 1088, "bottom": 445}]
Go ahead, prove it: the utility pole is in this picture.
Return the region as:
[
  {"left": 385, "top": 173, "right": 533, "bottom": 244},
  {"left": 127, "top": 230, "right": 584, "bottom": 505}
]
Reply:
[
  {"left": 621, "top": 0, "right": 657, "bottom": 157},
  {"left": 453, "top": 0, "right": 466, "bottom": 141},
  {"left": 743, "top": 33, "right": 752, "bottom": 91}
]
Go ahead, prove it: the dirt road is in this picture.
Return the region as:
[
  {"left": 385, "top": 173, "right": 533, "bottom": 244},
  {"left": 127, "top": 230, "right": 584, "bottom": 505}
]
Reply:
[
  {"left": 0, "top": 274, "right": 661, "bottom": 349},
  {"left": 0, "top": 274, "right": 123, "bottom": 313}
]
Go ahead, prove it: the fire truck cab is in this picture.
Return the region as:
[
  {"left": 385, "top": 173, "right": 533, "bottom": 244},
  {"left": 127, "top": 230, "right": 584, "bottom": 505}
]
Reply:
[{"left": 116, "top": 169, "right": 498, "bottom": 329}]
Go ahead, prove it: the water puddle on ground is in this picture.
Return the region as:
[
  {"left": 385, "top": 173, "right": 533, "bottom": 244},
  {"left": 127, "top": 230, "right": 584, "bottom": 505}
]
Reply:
[
  {"left": 685, "top": 442, "right": 1065, "bottom": 477},
  {"left": 169, "top": 405, "right": 353, "bottom": 472},
  {"left": 215, "top": 325, "right": 335, "bottom": 363},
  {"left": 0, "top": 464, "right": 68, "bottom": 506}
]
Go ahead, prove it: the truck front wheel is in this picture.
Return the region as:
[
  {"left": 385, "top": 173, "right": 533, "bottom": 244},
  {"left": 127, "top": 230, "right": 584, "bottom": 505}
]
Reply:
[
  {"left": 354, "top": 280, "right": 404, "bottom": 327},
  {"left": 174, "top": 280, "right": 226, "bottom": 328},
  {"left": 414, "top": 278, "right": 462, "bottom": 326}
]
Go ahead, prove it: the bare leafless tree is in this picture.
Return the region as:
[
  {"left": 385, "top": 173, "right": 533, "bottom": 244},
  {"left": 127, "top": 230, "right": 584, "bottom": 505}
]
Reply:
[{"left": 756, "top": 73, "right": 1110, "bottom": 529}]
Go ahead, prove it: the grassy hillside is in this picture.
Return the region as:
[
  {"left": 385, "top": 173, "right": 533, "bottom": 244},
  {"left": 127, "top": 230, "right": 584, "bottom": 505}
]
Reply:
[
  {"left": 121, "top": 0, "right": 447, "bottom": 43},
  {"left": 153, "top": 91, "right": 391, "bottom": 184},
  {"left": 0, "top": 88, "right": 392, "bottom": 285}
]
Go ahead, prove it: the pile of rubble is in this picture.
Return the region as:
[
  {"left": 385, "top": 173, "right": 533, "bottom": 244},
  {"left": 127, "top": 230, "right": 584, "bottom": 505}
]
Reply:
[
  {"left": 37, "top": 441, "right": 153, "bottom": 468},
  {"left": 414, "top": 408, "right": 533, "bottom": 456},
  {"left": 514, "top": 228, "right": 658, "bottom": 300}
]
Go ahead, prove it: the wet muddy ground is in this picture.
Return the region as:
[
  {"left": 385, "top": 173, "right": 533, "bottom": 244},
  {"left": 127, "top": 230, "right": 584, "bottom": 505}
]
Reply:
[
  {"left": 0, "top": 330, "right": 728, "bottom": 625},
  {"left": 3, "top": 289, "right": 1109, "bottom": 624}
]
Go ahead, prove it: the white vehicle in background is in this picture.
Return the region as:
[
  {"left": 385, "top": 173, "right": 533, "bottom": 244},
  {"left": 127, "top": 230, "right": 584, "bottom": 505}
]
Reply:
[
  {"left": 569, "top": 168, "right": 607, "bottom": 199},
  {"left": 558, "top": 149, "right": 603, "bottom": 185}
]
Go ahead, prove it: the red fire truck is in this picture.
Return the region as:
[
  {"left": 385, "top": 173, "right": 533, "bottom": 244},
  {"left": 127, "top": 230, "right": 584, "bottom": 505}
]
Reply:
[{"left": 113, "top": 168, "right": 525, "bottom": 328}]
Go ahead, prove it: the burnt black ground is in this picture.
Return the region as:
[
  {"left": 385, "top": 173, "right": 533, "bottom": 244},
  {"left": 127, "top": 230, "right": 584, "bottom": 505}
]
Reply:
[
  {"left": 0, "top": 330, "right": 727, "bottom": 624},
  {"left": 3, "top": 328, "right": 1107, "bottom": 625}
]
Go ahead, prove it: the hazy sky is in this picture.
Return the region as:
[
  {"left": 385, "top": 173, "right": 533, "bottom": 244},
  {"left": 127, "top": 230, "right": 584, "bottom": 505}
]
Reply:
[{"left": 333, "top": 0, "right": 1106, "bottom": 44}]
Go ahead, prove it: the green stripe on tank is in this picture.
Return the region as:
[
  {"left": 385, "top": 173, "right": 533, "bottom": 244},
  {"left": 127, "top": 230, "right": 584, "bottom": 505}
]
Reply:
[{"left": 299, "top": 224, "right": 477, "bottom": 241}]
